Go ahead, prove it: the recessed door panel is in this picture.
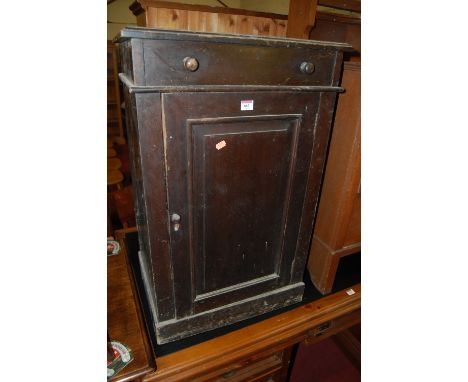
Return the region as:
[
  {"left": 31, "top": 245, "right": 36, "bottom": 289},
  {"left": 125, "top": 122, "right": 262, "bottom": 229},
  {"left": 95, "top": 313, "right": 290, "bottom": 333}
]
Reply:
[{"left": 190, "top": 116, "right": 299, "bottom": 297}]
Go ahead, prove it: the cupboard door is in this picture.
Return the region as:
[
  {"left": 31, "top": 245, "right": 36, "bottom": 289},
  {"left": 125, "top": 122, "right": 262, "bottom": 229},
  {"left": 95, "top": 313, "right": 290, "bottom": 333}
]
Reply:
[{"left": 162, "top": 91, "right": 323, "bottom": 317}]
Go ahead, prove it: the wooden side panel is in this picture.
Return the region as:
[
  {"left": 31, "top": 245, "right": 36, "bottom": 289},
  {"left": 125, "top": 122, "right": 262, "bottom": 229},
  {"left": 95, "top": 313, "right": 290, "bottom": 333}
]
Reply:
[
  {"left": 145, "top": 6, "right": 287, "bottom": 37},
  {"left": 309, "top": 13, "right": 361, "bottom": 54},
  {"left": 289, "top": 91, "right": 337, "bottom": 284},
  {"left": 307, "top": 237, "right": 340, "bottom": 293},
  {"left": 343, "top": 179, "right": 361, "bottom": 247},
  {"left": 118, "top": 40, "right": 134, "bottom": 82},
  {"left": 123, "top": 86, "right": 176, "bottom": 322},
  {"left": 122, "top": 88, "right": 154, "bottom": 299}
]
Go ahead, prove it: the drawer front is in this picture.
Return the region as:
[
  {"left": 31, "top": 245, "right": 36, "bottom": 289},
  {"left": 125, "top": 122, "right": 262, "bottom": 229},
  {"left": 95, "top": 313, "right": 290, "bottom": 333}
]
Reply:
[
  {"left": 189, "top": 351, "right": 283, "bottom": 382},
  {"left": 140, "top": 39, "right": 337, "bottom": 86},
  {"left": 246, "top": 370, "right": 282, "bottom": 382},
  {"left": 306, "top": 308, "right": 361, "bottom": 345}
]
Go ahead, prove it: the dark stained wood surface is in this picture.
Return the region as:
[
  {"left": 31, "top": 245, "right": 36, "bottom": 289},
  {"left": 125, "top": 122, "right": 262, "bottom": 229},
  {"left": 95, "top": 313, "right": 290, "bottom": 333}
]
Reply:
[
  {"left": 116, "top": 27, "right": 352, "bottom": 91},
  {"left": 192, "top": 119, "right": 296, "bottom": 292},
  {"left": 139, "top": 39, "right": 338, "bottom": 87},
  {"left": 119, "top": 76, "right": 345, "bottom": 94},
  {"left": 124, "top": 90, "right": 176, "bottom": 325},
  {"left": 118, "top": 27, "right": 349, "bottom": 344},
  {"left": 114, "top": 26, "right": 353, "bottom": 50},
  {"left": 162, "top": 92, "right": 320, "bottom": 316},
  {"left": 108, "top": 228, "right": 155, "bottom": 381}
]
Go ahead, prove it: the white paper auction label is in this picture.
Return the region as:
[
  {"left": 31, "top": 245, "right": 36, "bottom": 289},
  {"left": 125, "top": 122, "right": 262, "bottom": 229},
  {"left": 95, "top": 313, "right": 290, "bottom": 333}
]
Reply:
[{"left": 241, "top": 100, "right": 254, "bottom": 111}]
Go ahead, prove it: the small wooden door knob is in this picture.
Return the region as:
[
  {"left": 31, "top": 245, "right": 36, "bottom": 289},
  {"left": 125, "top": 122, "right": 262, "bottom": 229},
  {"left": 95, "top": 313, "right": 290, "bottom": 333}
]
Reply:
[
  {"left": 183, "top": 57, "right": 199, "bottom": 72},
  {"left": 300, "top": 62, "right": 315, "bottom": 74}
]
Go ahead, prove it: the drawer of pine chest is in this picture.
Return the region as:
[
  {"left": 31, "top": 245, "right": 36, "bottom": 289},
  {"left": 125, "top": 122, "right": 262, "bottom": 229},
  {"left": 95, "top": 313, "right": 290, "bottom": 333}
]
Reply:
[
  {"left": 191, "top": 351, "right": 283, "bottom": 382},
  {"left": 138, "top": 39, "right": 338, "bottom": 87},
  {"left": 305, "top": 308, "right": 361, "bottom": 345}
]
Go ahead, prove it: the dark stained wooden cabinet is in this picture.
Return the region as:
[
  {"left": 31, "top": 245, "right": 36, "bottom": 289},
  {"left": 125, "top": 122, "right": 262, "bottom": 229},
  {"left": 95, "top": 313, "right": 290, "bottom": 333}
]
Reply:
[{"left": 115, "top": 27, "right": 351, "bottom": 344}]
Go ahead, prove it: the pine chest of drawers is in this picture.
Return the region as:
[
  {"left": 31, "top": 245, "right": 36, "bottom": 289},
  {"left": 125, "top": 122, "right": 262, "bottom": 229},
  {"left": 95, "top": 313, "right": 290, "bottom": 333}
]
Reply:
[{"left": 115, "top": 27, "right": 351, "bottom": 344}]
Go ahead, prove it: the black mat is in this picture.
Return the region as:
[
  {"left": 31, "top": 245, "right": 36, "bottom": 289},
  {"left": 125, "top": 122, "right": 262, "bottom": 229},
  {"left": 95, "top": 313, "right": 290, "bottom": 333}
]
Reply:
[{"left": 124, "top": 231, "right": 360, "bottom": 357}]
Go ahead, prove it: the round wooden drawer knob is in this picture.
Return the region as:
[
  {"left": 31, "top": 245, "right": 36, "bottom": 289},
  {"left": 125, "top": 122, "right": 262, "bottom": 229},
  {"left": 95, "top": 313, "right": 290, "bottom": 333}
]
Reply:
[
  {"left": 300, "top": 62, "right": 315, "bottom": 74},
  {"left": 183, "top": 57, "right": 199, "bottom": 72}
]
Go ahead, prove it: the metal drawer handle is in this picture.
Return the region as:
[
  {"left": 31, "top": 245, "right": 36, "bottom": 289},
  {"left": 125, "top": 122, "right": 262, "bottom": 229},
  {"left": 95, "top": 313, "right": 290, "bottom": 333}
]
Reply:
[
  {"left": 314, "top": 321, "right": 331, "bottom": 337},
  {"left": 221, "top": 370, "right": 236, "bottom": 379},
  {"left": 183, "top": 57, "right": 199, "bottom": 72},
  {"left": 300, "top": 61, "right": 315, "bottom": 74}
]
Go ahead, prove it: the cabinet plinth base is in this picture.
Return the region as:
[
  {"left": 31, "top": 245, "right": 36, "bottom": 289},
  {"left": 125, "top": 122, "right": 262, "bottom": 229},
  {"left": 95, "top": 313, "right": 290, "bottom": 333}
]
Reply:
[{"left": 155, "top": 283, "right": 305, "bottom": 344}]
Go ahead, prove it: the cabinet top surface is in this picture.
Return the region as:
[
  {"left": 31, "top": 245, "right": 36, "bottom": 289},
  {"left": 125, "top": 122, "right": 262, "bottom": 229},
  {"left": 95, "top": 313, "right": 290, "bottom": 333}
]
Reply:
[{"left": 114, "top": 26, "right": 353, "bottom": 51}]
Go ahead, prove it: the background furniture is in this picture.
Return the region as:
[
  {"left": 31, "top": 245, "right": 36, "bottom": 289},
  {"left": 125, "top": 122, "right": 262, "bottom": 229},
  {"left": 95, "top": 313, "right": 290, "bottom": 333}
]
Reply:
[
  {"left": 109, "top": 40, "right": 136, "bottom": 236},
  {"left": 333, "top": 323, "right": 361, "bottom": 372},
  {"left": 309, "top": 11, "right": 361, "bottom": 55},
  {"left": 108, "top": 228, "right": 361, "bottom": 382},
  {"left": 130, "top": 0, "right": 288, "bottom": 36},
  {"left": 307, "top": 61, "right": 361, "bottom": 294},
  {"left": 108, "top": 40, "right": 125, "bottom": 139},
  {"left": 284, "top": 0, "right": 361, "bottom": 295},
  {"left": 300, "top": 4, "right": 361, "bottom": 294},
  {"left": 108, "top": 228, "right": 155, "bottom": 382},
  {"left": 108, "top": 137, "right": 136, "bottom": 234}
]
